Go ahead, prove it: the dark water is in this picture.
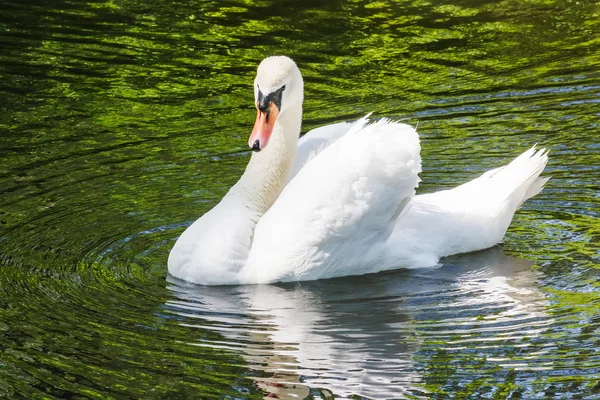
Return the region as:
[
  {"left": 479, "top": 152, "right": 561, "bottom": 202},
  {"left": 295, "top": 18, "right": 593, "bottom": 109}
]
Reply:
[{"left": 1, "top": 0, "right": 599, "bottom": 398}]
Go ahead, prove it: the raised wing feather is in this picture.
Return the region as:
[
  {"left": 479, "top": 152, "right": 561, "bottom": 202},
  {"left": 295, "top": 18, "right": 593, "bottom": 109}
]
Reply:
[
  {"left": 242, "top": 119, "right": 421, "bottom": 283},
  {"left": 288, "top": 118, "right": 370, "bottom": 182}
]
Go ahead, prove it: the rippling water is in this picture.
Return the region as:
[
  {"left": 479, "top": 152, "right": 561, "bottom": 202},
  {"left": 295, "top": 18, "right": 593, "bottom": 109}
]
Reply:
[{"left": 1, "top": 0, "right": 599, "bottom": 398}]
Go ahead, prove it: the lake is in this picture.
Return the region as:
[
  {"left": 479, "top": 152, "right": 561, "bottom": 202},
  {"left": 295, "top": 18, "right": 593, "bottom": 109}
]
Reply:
[{"left": 0, "top": 0, "right": 599, "bottom": 398}]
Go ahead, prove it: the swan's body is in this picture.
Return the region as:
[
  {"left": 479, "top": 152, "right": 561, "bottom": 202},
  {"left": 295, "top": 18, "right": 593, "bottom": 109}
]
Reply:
[{"left": 168, "top": 56, "right": 549, "bottom": 285}]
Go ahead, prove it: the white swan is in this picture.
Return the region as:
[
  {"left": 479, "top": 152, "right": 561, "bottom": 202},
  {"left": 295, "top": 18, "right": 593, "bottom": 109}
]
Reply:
[{"left": 168, "top": 56, "right": 549, "bottom": 285}]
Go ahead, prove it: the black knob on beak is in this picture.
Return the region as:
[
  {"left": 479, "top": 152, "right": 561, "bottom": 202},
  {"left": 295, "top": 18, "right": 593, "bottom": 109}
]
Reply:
[{"left": 252, "top": 139, "right": 261, "bottom": 152}]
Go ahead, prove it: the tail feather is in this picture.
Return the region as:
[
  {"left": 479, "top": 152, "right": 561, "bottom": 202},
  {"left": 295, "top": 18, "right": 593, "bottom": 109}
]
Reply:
[
  {"left": 432, "top": 146, "right": 549, "bottom": 212},
  {"left": 492, "top": 146, "right": 549, "bottom": 208},
  {"left": 521, "top": 176, "right": 550, "bottom": 207}
]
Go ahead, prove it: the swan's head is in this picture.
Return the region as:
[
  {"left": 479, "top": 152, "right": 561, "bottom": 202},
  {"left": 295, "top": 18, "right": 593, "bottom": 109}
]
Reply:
[{"left": 248, "top": 56, "right": 303, "bottom": 152}]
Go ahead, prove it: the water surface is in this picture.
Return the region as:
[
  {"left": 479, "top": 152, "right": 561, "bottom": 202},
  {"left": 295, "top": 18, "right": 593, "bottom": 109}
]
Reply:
[{"left": 1, "top": 0, "right": 599, "bottom": 398}]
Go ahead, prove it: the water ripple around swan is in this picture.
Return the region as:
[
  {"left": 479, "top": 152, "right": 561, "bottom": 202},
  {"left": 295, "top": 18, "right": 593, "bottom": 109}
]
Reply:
[{"left": 1, "top": 0, "right": 599, "bottom": 398}]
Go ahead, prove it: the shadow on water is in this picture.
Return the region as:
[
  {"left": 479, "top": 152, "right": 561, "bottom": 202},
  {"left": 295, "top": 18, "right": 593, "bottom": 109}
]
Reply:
[{"left": 167, "top": 247, "right": 549, "bottom": 399}]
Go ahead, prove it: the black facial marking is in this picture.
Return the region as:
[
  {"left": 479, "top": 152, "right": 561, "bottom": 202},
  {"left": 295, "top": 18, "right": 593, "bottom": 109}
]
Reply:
[
  {"left": 251, "top": 139, "right": 261, "bottom": 152},
  {"left": 257, "top": 85, "right": 286, "bottom": 113}
]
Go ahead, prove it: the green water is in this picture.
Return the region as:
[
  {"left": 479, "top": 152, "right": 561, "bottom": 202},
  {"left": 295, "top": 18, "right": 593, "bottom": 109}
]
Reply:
[{"left": 1, "top": 0, "right": 599, "bottom": 398}]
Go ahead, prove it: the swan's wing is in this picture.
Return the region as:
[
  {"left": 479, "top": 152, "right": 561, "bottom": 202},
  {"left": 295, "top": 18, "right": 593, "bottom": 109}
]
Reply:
[
  {"left": 288, "top": 117, "right": 370, "bottom": 182},
  {"left": 243, "top": 119, "right": 421, "bottom": 283}
]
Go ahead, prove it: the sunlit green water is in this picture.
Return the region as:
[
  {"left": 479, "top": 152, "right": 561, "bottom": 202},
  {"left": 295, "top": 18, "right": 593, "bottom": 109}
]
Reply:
[{"left": 1, "top": 0, "right": 599, "bottom": 398}]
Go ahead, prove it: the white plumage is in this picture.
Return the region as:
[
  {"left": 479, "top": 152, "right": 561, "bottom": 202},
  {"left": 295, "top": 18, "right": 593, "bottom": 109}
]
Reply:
[{"left": 168, "top": 56, "right": 549, "bottom": 285}]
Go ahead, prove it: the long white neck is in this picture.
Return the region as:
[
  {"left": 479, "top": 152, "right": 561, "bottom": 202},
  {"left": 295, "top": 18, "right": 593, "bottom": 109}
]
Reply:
[{"left": 231, "top": 103, "right": 302, "bottom": 216}]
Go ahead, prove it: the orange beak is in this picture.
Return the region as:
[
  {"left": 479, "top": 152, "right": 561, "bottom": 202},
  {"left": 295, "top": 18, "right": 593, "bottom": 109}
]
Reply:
[{"left": 248, "top": 102, "right": 279, "bottom": 152}]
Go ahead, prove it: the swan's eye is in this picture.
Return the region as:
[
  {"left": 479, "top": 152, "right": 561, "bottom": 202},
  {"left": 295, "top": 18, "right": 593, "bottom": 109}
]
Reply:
[{"left": 257, "top": 85, "right": 286, "bottom": 112}]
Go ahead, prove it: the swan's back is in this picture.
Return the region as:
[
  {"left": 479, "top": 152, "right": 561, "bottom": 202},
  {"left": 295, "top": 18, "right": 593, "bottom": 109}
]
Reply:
[
  {"left": 387, "top": 147, "right": 549, "bottom": 262},
  {"left": 288, "top": 121, "right": 356, "bottom": 182}
]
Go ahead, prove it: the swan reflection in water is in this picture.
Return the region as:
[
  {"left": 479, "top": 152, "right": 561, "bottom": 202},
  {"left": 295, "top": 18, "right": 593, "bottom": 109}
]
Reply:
[{"left": 166, "top": 247, "right": 549, "bottom": 399}]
